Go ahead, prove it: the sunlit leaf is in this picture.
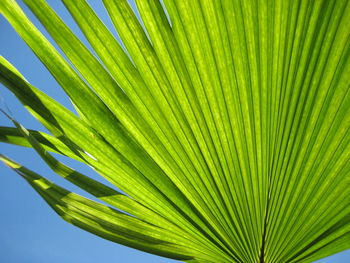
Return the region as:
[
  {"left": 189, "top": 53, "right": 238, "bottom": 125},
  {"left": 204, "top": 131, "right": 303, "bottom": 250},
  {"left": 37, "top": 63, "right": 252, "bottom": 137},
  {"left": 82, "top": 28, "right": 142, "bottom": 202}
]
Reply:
[{"left": 1, "top": 0, "right": 349, "bottom": 262}]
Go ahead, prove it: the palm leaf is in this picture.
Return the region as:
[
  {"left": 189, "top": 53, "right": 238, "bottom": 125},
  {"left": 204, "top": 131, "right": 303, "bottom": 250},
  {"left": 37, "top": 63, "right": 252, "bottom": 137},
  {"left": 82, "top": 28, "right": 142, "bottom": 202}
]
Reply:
[{"left": 0, "top": 0, "right": 349, "bottom": 262}]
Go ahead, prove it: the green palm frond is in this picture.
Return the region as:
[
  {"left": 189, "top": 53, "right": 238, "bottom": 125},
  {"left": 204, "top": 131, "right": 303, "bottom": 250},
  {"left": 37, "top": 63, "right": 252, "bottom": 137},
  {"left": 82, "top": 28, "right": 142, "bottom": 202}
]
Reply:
[{"left": 0, "top": 0, "right": 349, "bottom": 262}]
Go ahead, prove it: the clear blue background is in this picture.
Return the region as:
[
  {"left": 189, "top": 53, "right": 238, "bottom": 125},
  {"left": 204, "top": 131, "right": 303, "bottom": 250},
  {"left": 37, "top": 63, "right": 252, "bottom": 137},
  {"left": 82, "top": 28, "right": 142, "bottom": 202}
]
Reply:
[{"left": 0, "top": 1, "right": 348, "bottom": 262}]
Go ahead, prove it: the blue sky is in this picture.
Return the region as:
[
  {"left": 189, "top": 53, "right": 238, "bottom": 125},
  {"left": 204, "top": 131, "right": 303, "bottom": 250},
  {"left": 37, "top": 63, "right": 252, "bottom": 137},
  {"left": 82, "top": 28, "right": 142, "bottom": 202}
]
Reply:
[{"left": 0, "top": 1, "right": 348, "bottom": 262}]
